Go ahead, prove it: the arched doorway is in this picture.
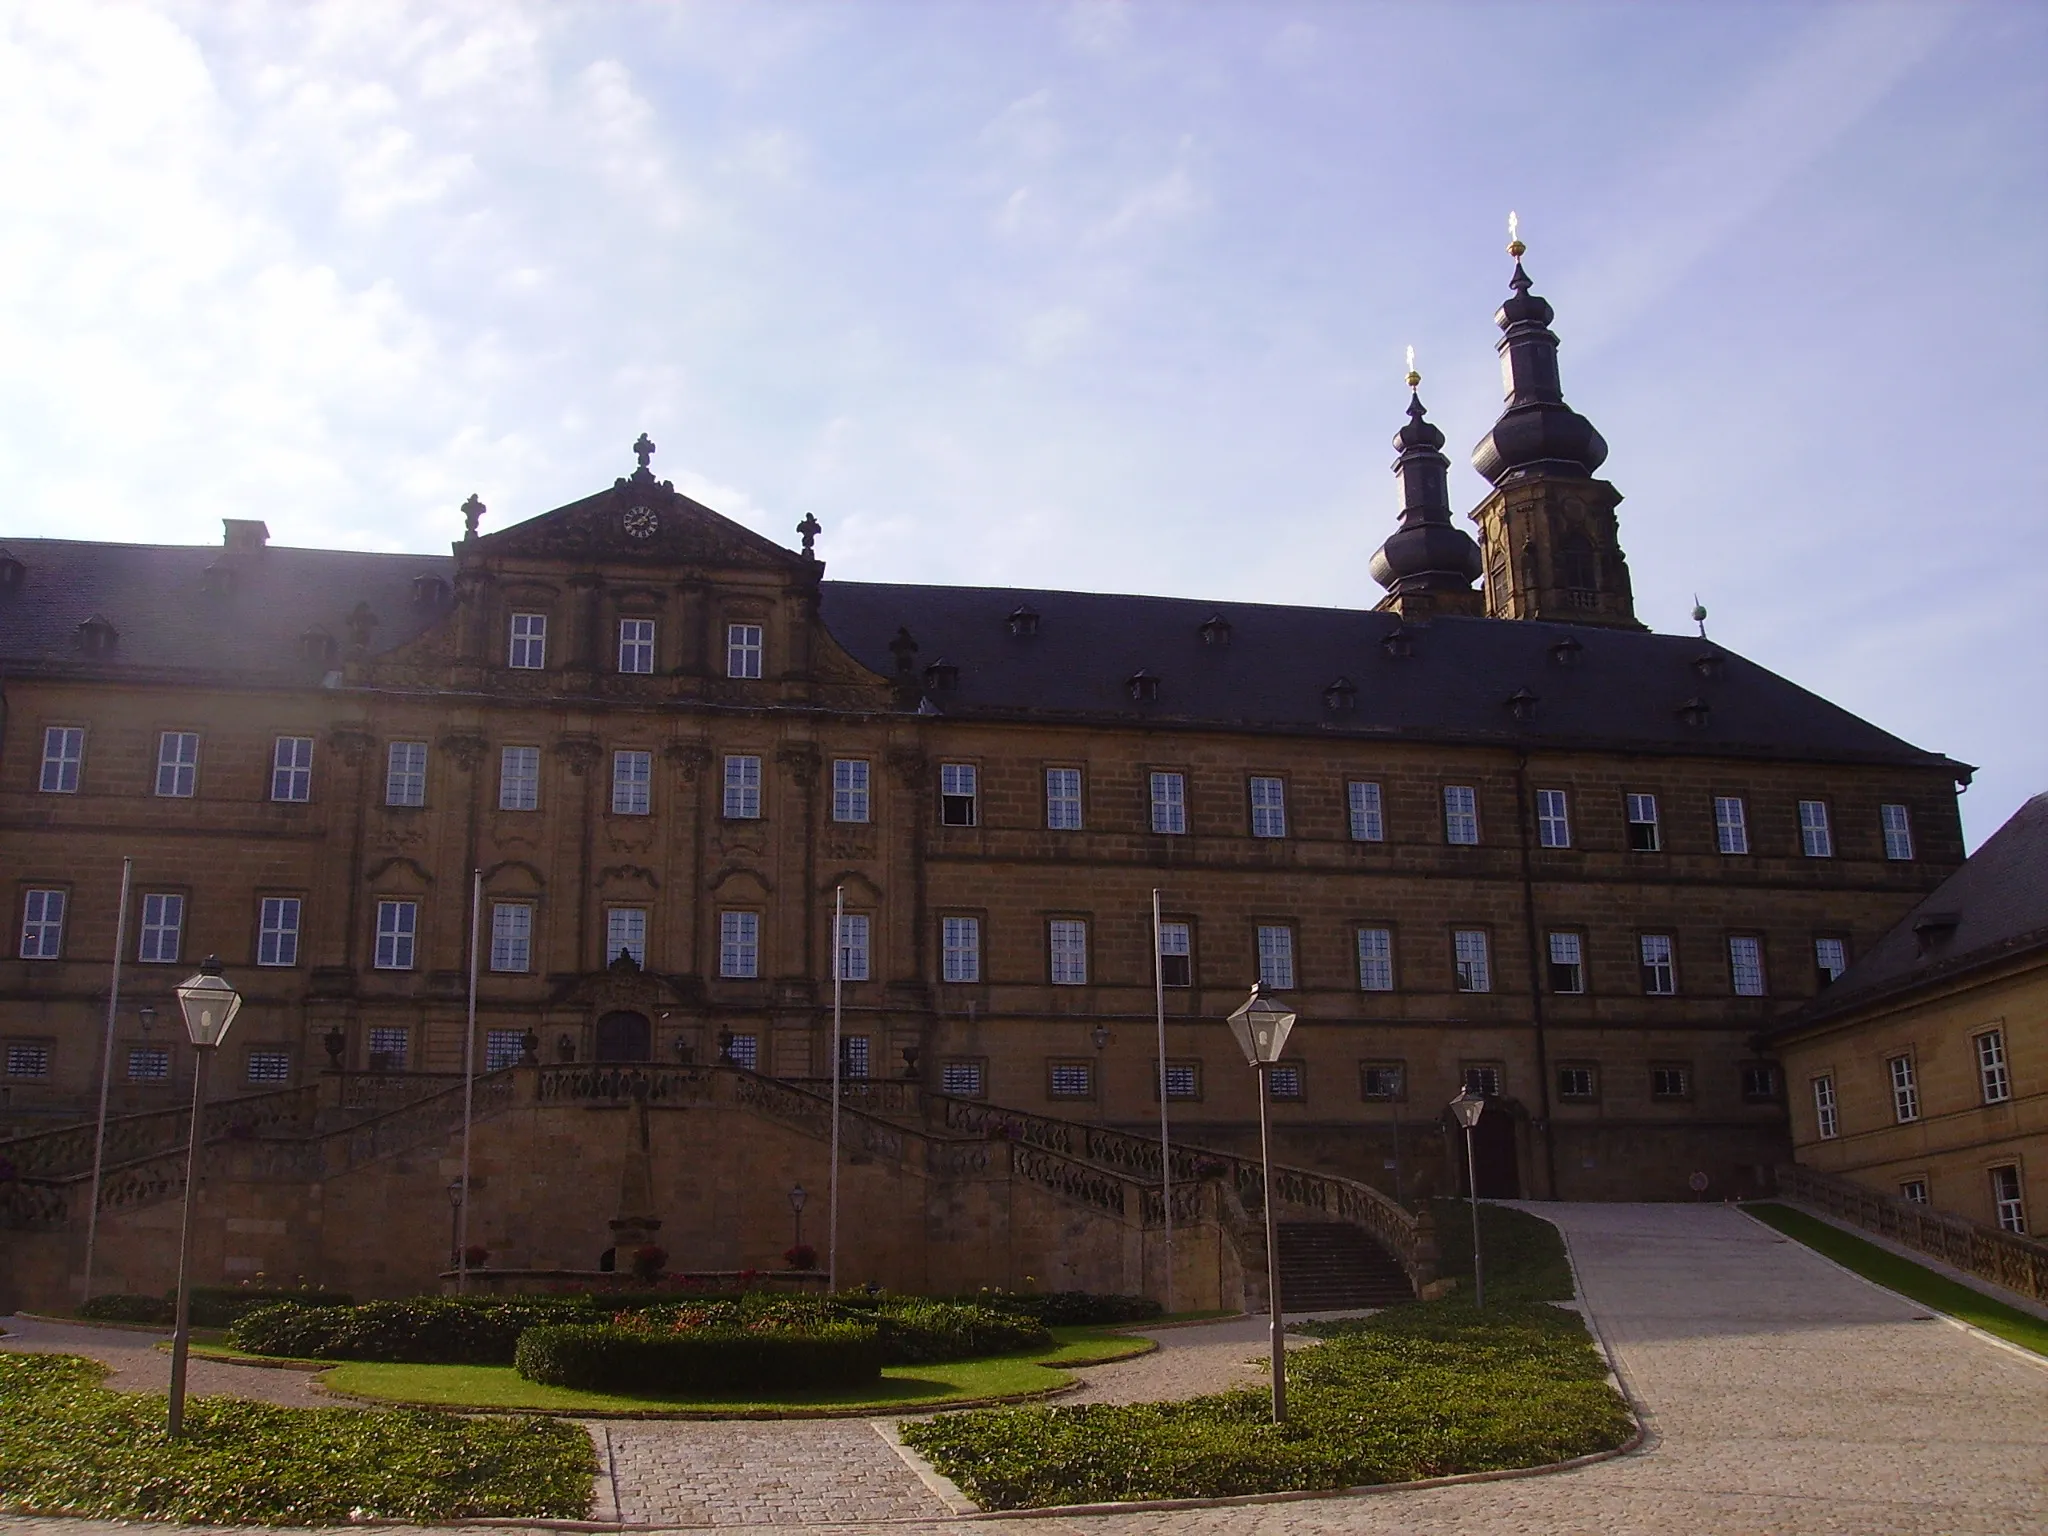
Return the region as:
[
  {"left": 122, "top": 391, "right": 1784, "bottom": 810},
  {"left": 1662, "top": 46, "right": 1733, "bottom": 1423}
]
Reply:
[
  {"left": 1458, "top": 1103, "right": 1521, "bottom": 1199},
  {"left": 594, "top": 1010, "right": 652, "bottom": 1062}
]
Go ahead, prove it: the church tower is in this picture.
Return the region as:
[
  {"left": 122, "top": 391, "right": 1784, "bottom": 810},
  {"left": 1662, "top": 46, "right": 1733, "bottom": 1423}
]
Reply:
[
  {"left": 1467, "top": 225, "right": 1642, "bottom": 628},
  {"left": 1368, "top": 356, "right": 1485, "bottom": 619}
]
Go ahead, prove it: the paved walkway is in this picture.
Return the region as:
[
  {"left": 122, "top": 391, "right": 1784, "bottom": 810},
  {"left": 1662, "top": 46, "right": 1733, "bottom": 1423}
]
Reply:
[{"left": 5, "top": 1203, "right": 2045, "bottom": 1533}]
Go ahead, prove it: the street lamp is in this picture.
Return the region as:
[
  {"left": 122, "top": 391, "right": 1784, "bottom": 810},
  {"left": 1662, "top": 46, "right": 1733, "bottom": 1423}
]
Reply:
[
  {"left": 447, "top": 1178, "right": 467, "bottom": 1276},
  {"left": 1226, "top": 982, "right": 1297, "bottom": 1424},
  {"left": 1450, "top": 1086, "right": 1487, "bottom": 1310},
  {"left": 788, "top": 1182, "right": 807, "bottom": 1250},
  {"left": 167, "top": 957, "right": 242, "bottom": 1439}
]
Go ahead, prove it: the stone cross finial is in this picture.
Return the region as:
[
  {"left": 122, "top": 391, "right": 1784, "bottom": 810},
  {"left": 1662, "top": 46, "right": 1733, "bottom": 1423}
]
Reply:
[
  {"left": 461, "top": 493, "right": 485, "bottom": 540},
  {"left": 796, "top": 511, "right": 821, "bottom": 558},
  {"left": 633, "top": 433, "right": 656, "bottom": 471}
]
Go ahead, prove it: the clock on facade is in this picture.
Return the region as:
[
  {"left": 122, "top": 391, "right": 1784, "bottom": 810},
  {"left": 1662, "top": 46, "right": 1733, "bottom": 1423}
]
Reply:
[{"left": 622, "top": 505, "right": 660, "bottom": 540}]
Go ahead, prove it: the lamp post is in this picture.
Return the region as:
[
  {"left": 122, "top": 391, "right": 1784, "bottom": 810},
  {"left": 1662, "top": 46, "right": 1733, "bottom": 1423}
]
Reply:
[
  {"left": 1226, "top": 982, "right": 1297, "bottom": 1424},
  {"left": 447, "top": 1178, "right": 466, "bottom": 1272},
  {"left": 1090, "top": 1025, "right": 1111, "bottom": 1126},
  {"left": 167, "top": 957, "right": 242, "bottom": 1439},
  {"left": 1450, "top": 1086, "right": 1486, "bottom": 1310},
  {"left": 788, "top": 1182, "right": 807, "bottom": 1250}
]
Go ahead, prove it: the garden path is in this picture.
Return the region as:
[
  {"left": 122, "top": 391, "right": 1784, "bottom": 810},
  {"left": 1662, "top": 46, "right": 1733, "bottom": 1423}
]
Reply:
[{"left": 0, "top": 1315, "right": 328, "bottom": 1408}]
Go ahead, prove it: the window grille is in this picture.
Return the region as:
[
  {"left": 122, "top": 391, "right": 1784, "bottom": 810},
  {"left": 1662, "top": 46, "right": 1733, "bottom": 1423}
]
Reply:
[
  {"left": 486, "top": 1030, "right": 527, "bottom": 1071},
  {"left": 6, "top": 1042, "right": 51, "bottom": 1077},
  {"left": 367, "top": 1027, "right": 409, "bottom": 1070},
  {"left": 941, "top": 1060, "right": 985, "bottom": 1097},
  {"left": 726, "top": 1033, "right": 759, "bottom": 1070},
  {"left": 1266, "top": 1064, "right": 1304, "bottom": 1101},
  {"left": 1049, "top": 1062, "right": 1093, "bottom": 1098},
  {"left": 127, "top": 1045, "right": 170, "bottom": 1082},
  {"left": 246, "top": 1051, "right": 292, "bottom": 1084}
]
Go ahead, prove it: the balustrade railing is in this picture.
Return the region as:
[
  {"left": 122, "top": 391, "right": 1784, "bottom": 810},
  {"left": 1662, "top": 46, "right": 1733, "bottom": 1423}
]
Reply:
[
  {"left": 0, "top": 1085, "right": 317, "bottom": 1180},
  {"left": 1778, "top": 1163, "right": 2048, "bottom": 1303},
  {"left": 781, "top": 1077, "right": 926, "bottom": 1119},
  {"left": 536, "top": 1063, "right": 718, "bottom": 1107},
  {"left": 334, "top": 1071, "right": 469, "bottom": 1113}
]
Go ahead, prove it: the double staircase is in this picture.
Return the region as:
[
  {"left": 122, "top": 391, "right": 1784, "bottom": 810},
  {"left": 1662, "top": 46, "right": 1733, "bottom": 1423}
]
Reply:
[{"left": 1276, "top": 1221, "right": 1415, "bottom": 1310}]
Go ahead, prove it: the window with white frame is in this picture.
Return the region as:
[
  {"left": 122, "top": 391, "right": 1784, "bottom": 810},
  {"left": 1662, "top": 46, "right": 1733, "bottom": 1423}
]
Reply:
[
  {"left": 839, "top": 1034, "right": 871, "bottom": 1079},
  {"left": 719, "top": 911, "right": 759, "bottom": 978},
  {"left": 1347, "top": 780, "right": 1385, "bottom": 842},
  {"left": 1361, "top": 1061, "right": 1405, "bottom": 1101},
  {"left": 1453, "top": 928, "right": 1491, "bottom": 992},
  {"left": 486, "top": 1030, "right": 527, "bottom": 1071},
  {"left": 367, "top": 1026, "right": 409, "bottom": 1070},
  {"left": 607, "top": 907, "right": 647, "bottom": 968},
  {"left": 1443, "top": 784, "right": 1479, "bottom": 845},
  {"left": 499, "top": 745, "right": 540, "bottom": 811},
  {"left": 1256, "top": 924, "right": 1295, "bottom": 990},
  {"left": 6, "top": 1042, "right": 51, "bottom": 1077},
  {"left": 1977, "top": 1029, "right": 2012, "bottom": 1105},
  {"left": 138, "top": 893, "right": 184, "bottom": 964},
  {"left": 271, "top": 736, "right": 314, "bottom": 802},
  {"left": 1888, "top": 1054, "right": 1919, "bottom": 1123},
  {"left": 490, "top": 903, "right": 531, "bottom": 972},
  {"left": 1990, "top": 1165, "right": 2027, "bottom": 1235},
  {"left": 1049, "top": 919, "right": 1089, "bottom": 985},
  {"left": 1714, "top": 795, "right": 1750, "bottom": 854},
  {"left": 246, "top": 1050, "right": 292, "bottom": 1084},
  {"left": 722, "top": 754, "right": 761, "bottom": 819},
  {"left": 1799, "top": 799, "right": 1833, "bottom": 858},
  {"left": 385, "top": 741, "right": 427, "bottom": 807},
  {"left": 1899, "top": 1178, "right": 1929, "bottom": 1205},
  {"left": 1728, "top": 935, "right": 1766, "bottom": 996},
  {"left": 20, "top": 889, "right": 65, "bottom": 960},
  {"left": 1160, "top": 1061, "right": 1201, "bottom": 1100},
  {"left": 612, "top": 750, "right": 652, "bottom": 815},
  {"left": 156, "top": 732, "right": 199, "bottom": 797},
  {"left": 508, "top": 612, "right": 547, "bottom": 669},
  {"left": 726, "top": 623, "right": 763, "bottom": 679},
  {"left": 127, "top": 1045, "right": 170, "bottom": 1082},
  {"left": 1536, "top": 788, "right": 1571, "bottom": 848},
  {"left": 1249, "top": 776, "right": 1287, "bottom": 838},
  {"left": 618, "top": 617, "right": 655, "bottom": 674},
  {"left": 1048, "top": 1061, "right": 1094, "bottom": 1098},
  {"left": 1640, "top": 933, "right": 1676, "bottom": 995},
  {"left": 832, "top": 759, "right": 870, "bottom": 823},
  {"left": 373, "top": 900, "right": 417, "bottom": 970},
  {"left": 837, "top": 912, "right": 870, "bottom": 982},
  {"left": 257, "top": 897, "right": 300, "bottom": 967},
  {"left": 725, "top": 1032, "right": 759, "bottom": 1070},
  {"left": 1266, "top": 1063, "right": 1305, "bottom": 1101},
  {"left": 1812, "top": 1075, "right": 1839, "bottom": 1139},
  {"left": 939, "top": 763, "right": 977, "bottom": 826},
  {"left": 1045, "top": 767, "right": 1083, "bottom": 830},
  {"left": 1157, "top": 920, "right": 1191, "bottom": 987},
  {"left": 1150, "top": 771, "right": 1187, "bottom": 835},
  {"left": 1881, "top": 802, "right": 1915, "bottom": 861},
  {"left": 1356, "top": 927, "right": 1394, "bottom": 992},
  {"left": 40, "top": 726, "right": 84, "bottom": 793},
  {"left": 941, "top": 1059, "right": 985, "bottom": 1097},
  {"left": 1814, "top": 937, "right": 1847, "bottom": 988},
  {"left": 1548, "top": 931, "right": 1585, "bottom": 994},
  {"left": 941, "top": 916, "right": 981, "bottom": 983},
  {"left": 1626, "top": 792, "right": 1660, "bottom": 852}
]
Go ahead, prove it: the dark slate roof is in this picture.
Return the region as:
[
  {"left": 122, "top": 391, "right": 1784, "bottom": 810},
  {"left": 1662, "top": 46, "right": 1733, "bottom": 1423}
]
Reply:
[{"left": 1775, "top": 793, "right": 2048, "bottom": 1033}]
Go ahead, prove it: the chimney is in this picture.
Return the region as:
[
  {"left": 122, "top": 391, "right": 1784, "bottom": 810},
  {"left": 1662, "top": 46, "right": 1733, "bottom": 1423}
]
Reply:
[{"left": 222, "top": 519, "right": 270, "bottom": 553}]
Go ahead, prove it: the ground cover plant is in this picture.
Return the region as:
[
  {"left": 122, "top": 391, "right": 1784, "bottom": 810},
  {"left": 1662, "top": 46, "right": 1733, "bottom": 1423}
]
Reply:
[
  {"left": 1743, "top": 1202, "right": 2048, "bottom": 1357},
  {"left": 1427, "top": 1199, "right": 1576, "bottom": 1304},
  {"left": 0, "top": 1352, "right": 591, "bottom": 1525}
]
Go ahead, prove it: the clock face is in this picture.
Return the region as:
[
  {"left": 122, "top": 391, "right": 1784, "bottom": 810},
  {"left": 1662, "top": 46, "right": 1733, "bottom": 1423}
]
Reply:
[{"left": 622, "top": 505, "right": 660, "bottom": 540}]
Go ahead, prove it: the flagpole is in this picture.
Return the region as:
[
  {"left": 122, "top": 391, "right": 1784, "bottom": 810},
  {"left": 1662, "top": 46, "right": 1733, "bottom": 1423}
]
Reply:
[
  {"left": 828, "top": 885, "right": 844, "bottom": 1293},
  {"left": 82, "top": 856, "right": 133, "bottom": 1303},
  {"left": 457, "top": 868, "right": 480, "bottom": 1294},
  {"left": 1152, "top": 887, "right": 1173, "bottom": 1315}
]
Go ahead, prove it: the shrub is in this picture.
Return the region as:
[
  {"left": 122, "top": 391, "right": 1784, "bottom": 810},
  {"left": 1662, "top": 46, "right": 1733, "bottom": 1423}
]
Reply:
[
  {"left": 515, "top": 1321, "right": 881, "bottom": 1394},
  {"left": 76, "top": 1294, "right": 172, "bottom": 1325},
  {"left": 871, "top": 1300, "right": 1050, "bottom": 1364},
  {"left": 229, "top": 1298, "right": 580, "bottom": 1364},
  {"left": 967, "top": 1290, "right": 1163, "bottom": 1327},
  {"left": 188, "top": 1286, "right": 353, "bottom": 1330}
]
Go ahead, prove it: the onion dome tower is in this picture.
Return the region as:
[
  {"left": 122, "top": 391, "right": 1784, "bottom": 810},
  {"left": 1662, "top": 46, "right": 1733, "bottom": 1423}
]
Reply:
[
  {"left": 1369, "top": 351, "right": 1485, "bottom": 619},
  {"left": 1466, "top": 217, "right": 1642, "bottom": 628}
]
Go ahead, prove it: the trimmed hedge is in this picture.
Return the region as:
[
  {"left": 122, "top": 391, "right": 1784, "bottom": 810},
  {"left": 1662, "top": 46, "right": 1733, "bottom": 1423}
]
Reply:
[
  {"left": 515, "top": 1321, "right": 882, "bottom": 1394},
  {"left": 79, "top": 1287, "right": 352, "bottom": 1329},
  {"left": 228, "top": 1298, "right": 580, "bottom": 1364},
  {"left": 963, "top": 1290, "right": 1162, "bottom": 1327},
  {"left": 76, "top": 1294, "right": 172, "bottom": 1325}
]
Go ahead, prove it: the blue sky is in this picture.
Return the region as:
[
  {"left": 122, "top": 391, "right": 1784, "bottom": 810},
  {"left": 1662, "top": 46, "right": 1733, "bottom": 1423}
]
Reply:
[{"left": 1, "top": 1, "right": 2041, "bottom": 846}]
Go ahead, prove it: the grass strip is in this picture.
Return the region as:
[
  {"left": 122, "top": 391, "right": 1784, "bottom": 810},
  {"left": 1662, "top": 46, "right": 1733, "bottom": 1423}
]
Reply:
[
  {"left": 1742, "top": 1202, "right": 2048, "bottom": 1357},
  {"left": 0, "top": 1353, "right": 592, "bottom": 1525}
]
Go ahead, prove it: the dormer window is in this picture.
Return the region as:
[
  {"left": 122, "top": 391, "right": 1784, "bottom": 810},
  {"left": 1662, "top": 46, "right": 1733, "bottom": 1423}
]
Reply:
[
  {"left": 76, "top": 615, "right": 118, "bottom": 657},
  {"left": 0, "top": 550, "right": 23, "bottom": 591},
  {"left": 1006, "top": 605, "right": 1040, "bottom": 637},
  {"left": 412, "top": 575, "right": 450, "bottom": 607},
  {"left": 1692, "top": 652, "right": 1725, "bottom": 680},
  {"left": 203, "top": 561, "right": 236, "bottom": 597},
  {"left": 1381, "top": 626, "right": 1414, "bottom": 659},
  {"left": 1127, "top": 669, "right": 1161, "bottom": 703},
  {"left": 300, "top": 629, "right": 337, "bottom": 667},
  {"left": 923, "top": 659, "right": 959, "bottom": 692},
  {"left": 1677, "top": 697, "right": 1711, "bottom": 728},
  {"left": 1505, "top": 687, "right": 1538, "bottom": 722},
  {"left": 1198, "top": 614, "right": 1233, "bottom": 647},
  {"left": 1323, "top": 677, "right": 1358, "bottom": 712},
  {"left": 1912, "top": 913, "right": 1959, "bottom": 959},
  {"left": 1550, "top": 637, "right": 1584, "bottom": 668}
]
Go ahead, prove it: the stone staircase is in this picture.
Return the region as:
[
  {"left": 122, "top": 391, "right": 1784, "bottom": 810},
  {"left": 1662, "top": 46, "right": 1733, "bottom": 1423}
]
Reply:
[{"left": 1277, "top": 1220, "right": 1414, "bottom": 1310}]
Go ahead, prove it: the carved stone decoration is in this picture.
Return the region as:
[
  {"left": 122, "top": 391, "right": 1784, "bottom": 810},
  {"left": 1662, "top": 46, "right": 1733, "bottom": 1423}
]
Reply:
[
  {"left": 888, "top": 748, "right": 931, "bottom": 792},
  {"left": 439, "top": 732, "right": 489, "bottom": 772},
  {"left": 775, "top": 743, "right": 821, "bottom": 788},
  {"left": 822, "top": 829, "right": 877, "bottom": 861},
  {"left": 605, "top": 822, "right": 657, "bottom": 856},
  {"left": 598, "top": 864, "right": 662, "bottom": 890},
  {"left": 555, "top": 736, "right": 602, "bottom": 775},
  {"left": 327, "top": 726, "right": 375, "bottom": 769},
  {"left": 365, "top": 856, "right": 434, "bottom": 886},
  {"left": 663, "top": 741, "right": 713, "bottom": 781}
]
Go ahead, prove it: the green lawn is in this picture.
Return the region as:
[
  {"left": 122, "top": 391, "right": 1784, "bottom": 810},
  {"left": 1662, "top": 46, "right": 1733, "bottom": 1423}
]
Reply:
[
  {"left": 1742, "top": 1202, "right": 2048, "bottom": 1357},
  {"left": 1426, "top": 1198, "right": 1577, "bottom": 1304}
]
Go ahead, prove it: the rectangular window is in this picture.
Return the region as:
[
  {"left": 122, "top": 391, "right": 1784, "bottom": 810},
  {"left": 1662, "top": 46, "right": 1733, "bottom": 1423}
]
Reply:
[
  {"left": 1360, "top": 1061, "right": 1406, "bottom": 1101},
  {"left": 1249, "top": 776, "right": 1287, "bottom": 838},
  {"left": 486, "top": 1030, "right": 526, "bottom": 1071},
  {"left": 1977, "top": 1029, "right": 2012, "bottom": 1105},
  {"left": 1640, "top": 933, "right": 1676, "bottom": 996},
  {"left": 939, "top": 763, "right": 978, "bottom": 826},
  {"left": 1813, "top": 1075, "right": 1838, "bottom": 1139},
  {"left": 1049, "top": 919, "right": 1089, "bottom": 985},
  {"left": 1160, "top": 1060, "right": 1201, "bottom": 1100},
  {"left": 1990, "top": 1165, "right": 2028, "bottom": 1235},
  {"left": 6, "top": 1042, "right": 52, "bottom": 1077},
  {"left": 1256, "top": 924, "right": 1295, "bottom": 990},
  {"left": 726, "top": 623, "right": 764, "bottom": 678},
  {"left": 726, "top": 1032, "right": 759, "bottom": 1070},
  {"left": 385, "top": 741, "right": 427, "bottom": 807},
  {"left": 719, "top": 911, "right": 759, "bottom": 978},
  {"left": 1729, "top": 935, "right": 1766, "bottom": 997},
  {"left": 509, "top": 612, "right": 547, "bottom": 669},
  {"left": 1814, "top": 937, "right": 1848, "bottom": 988},
  {"left": 1536, "top": 788, "right": 1571, "bottom": 848},
  {"left": 40, "top": 726, "right": 84, "bottom": 793},
  {"left": 1443, "top": 784, "right": 1479, "bottom": 845},
  {"left": 1266, "top": 1063, "right": 1305, "bottom": 1101},
  {"left": 1045, "top": 767, "right": 1083, "bottom": 830},
  {"left": 490, "top": 904, "right": 533, "bottom": 972},
  {"left": 941, "top": 916, "right": 981, "bottom": 983},
  {"left": 839, "top": 1035, "right": 871, "bottom": 1079},
  {"left": 1899, "top": 1178, "right": 1929, "bottom": 1205},
  {"left": 618, "top": 617, "right": 655, "bottom": 674},
  {"left": 837, "top": 912, "right": 870, "bottom": 982},
  {"left": 1157, "top": 921, "right": 1192, "bottom": 988},
  {"left": 1347, "top": 780, "right": 1385, "bottom": 843},
  {"left": 1048, "top": 1061, "right": 1094, "bottom": 1099},
  {"left": 127, "top": 1045, "right": 170, "bottom": 1082},
  {"left": 1548, "top": 931, "right": 1584, "bottom": 994},
  {"left": 257, "top": 897, "right": 301, "bottom": 967},
  {"left": 1453, "top": 928, "right": 1491, "bottom": 992},
  {"left": 367, "top": 1026, "right": 409, "bottom": 1071},
  {"left": 1741, "top": 1062, "right": 1780, "bottom": 1101},
  {"left": 373, "top": 900, "right": 417, "bottom": 970},
  {"left": 1149, "top": 771, "right": 1186, "bottom": 835},
  {"left": 138, "top": 893, "right": 184, "bottom": 965},
  {"left": 832, "top": 759, "right": 870, "bottom": 823},
  {"left": 612, "top": 750, "right": 652, "bottom": 816},
  {"left": 722, "top": 754, "right": 761, "bottom": 819},
  {"left": 1557, "top": 1064, "right": 1597, "bottom": 1100},
  {"left": 20, "top": 889, "right": 65, "bottom": 960},
  {"left": 1626, "top": 792, "right": 1661, "bottom": 852},
  {"left": 1881, "top": 803, "right": 1915, "bottom": 861},
  {"left": 1715, "top": 795, "right": 1750, "bottom": 854},
  {"left": 246, "top": 1050, "right": 292, "bottom": 1084},
  {"left": 941, "top": 1059, "right": 985, "bottom": 1097},
  {"left": 1356, "top": 927, "right": 1394, "bottom": 992},
  {"left": 1463, "top": 1063, "right": 1503, "bottom": 1097},
  {"left": 1651, "top": 1064, "right": 1692, "bottom": 1100},
  {"left": 271, "top": 736, "right": 314, "bottom": 802},
  {"left": 1799, "top": 799, "right": 1833, "bottom": 858},
  {"left": 1888, "top": 1054, "right": 1919, "bottom": 1123},
  {"left": 499, "top": 746, "right": 541, "bottom": 811},
  {"left": 156, "top": 731, "right": 199, "bottom": 797}
]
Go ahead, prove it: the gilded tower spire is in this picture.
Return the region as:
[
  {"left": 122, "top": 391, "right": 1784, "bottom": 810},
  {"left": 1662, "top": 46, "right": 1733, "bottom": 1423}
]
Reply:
[{"left": 1369, "top": 350, "right": 1485, "bottom": 619}]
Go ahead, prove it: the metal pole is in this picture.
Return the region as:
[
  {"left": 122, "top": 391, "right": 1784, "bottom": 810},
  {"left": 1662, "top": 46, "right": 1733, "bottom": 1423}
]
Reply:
[
  {"left": 1391, "top": 1096, "right": 1404, "bottom": 1207},
  {"left": 458, "top": 868, "right": 480, "bottom": 1293},
  {"left": 166, "top": 1043, "right": 211, "bottom": 1438},
  {"left": 1257, "top": 1062, "right": 1286, "bottom": 1423},
  {"left": 83, "top": 856, "right": 133, "bottom": 1303},
  {"left": 1465, "top": 1121, "right": 1485, "bottom": 1309},
  {"left": 1151, "top": 888, "right": 1172, "bottom": 1316},
  {"left": 828, "top": 885, "right": 843, "bottom": 1293}
]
